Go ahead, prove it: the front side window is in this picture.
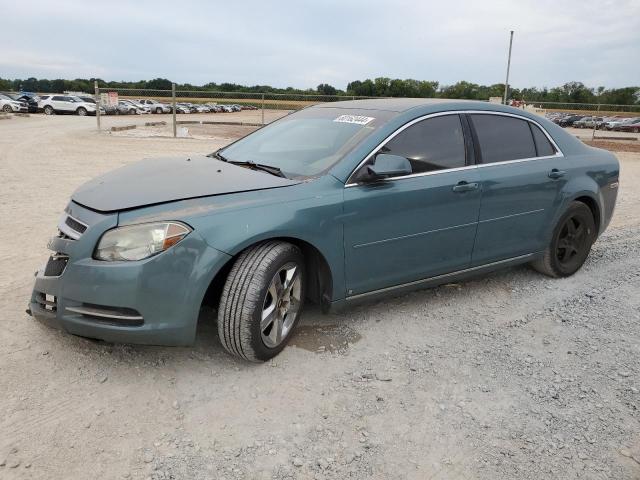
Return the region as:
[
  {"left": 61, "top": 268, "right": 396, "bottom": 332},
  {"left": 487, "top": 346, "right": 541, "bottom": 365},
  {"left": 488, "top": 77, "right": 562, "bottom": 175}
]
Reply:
[
  {"left": 470, "top": 114, "right": 536, "bottom": 163},
  {"left": 380, "top": 114, "right": 466, "bottom": 174}
]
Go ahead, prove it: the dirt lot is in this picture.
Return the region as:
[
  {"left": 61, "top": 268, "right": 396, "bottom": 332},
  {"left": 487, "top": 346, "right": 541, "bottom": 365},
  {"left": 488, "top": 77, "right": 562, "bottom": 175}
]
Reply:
[{"left": 1, "top": 114, "right": 639, "bottom": 480}]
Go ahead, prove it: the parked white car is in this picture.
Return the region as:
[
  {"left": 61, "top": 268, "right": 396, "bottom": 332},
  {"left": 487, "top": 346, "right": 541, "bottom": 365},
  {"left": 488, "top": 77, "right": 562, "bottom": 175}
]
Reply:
[
  {"left": 136, "top": 99, "right": 171, "bottom": 114},
  {"left": 119, "top": 99, "right": 151, "bottom": 114},
  {"left": 39, "top": 95, "right": 104, "bottom": 116},
  {"left": 0, "top": 93, "right": 29, "bottom": 113}
]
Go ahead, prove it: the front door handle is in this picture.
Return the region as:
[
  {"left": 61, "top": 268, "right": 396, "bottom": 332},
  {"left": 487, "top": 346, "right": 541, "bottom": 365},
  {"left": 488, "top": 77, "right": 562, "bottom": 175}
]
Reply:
[
  {"left": 452, "top": 181, "right": 479, "bottom": 193},
  {"left": 548, "top": 169, "right": 566, "bottom": 179}
]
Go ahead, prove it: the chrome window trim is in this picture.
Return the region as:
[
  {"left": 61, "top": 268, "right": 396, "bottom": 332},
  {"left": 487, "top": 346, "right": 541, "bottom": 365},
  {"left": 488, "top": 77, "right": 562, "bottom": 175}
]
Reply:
[
  {"left": 65, "top": 306, "right": 144, "bottom": 321},
  {"left": 344, "top": 110, "right": 564, "bottom": 187}
]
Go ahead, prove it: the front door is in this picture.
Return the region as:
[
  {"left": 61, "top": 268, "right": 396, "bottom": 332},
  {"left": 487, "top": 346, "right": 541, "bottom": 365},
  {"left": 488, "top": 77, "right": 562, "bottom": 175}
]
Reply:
[{"left": 343, "top": 114, "right": 482, "bottom": 296}]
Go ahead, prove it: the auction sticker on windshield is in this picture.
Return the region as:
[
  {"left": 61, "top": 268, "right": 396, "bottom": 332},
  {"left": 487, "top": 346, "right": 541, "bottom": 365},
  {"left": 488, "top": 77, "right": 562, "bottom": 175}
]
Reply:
[{"left": 333, "top": 115, "right": 375, "bottom": 125}]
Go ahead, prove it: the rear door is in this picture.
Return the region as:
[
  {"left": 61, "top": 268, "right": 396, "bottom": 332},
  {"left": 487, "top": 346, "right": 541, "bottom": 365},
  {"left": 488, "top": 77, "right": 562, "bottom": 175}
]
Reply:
[
  {"left": 343, "top": 114, "right": 482, "bottom": 296},
  {"left": 469, "top": 113, "right": 564, "bottom": 265}
]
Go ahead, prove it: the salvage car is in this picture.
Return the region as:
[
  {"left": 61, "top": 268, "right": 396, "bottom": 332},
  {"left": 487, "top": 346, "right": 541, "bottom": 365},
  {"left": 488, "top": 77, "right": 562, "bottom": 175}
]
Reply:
[
  {"left": 28, "top": 99, "right": 619, "bottom": 362},
  {"left": 136, "top": 99, "right": 171, "bottom": 114},
  {"left": 0, "top": 92, "right": 29, "bottom": 113},
  {"left": 618, "top": 120, "right": 640, "bottom": 133}
]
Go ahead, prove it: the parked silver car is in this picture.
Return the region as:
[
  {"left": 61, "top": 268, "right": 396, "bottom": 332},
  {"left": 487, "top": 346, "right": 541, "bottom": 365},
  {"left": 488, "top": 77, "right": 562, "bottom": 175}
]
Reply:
[{"left": 136, "top": 99, "right": 171, "bottom": 114}]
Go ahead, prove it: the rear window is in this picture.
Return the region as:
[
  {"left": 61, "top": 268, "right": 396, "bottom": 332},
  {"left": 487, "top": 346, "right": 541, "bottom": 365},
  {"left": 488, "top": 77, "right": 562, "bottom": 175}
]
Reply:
[
  {"left": 470, "top": 114, "right": 536, "bottom": 163},
  {"left": 530, "top": 123, "right": 556, "bottom": 157}
]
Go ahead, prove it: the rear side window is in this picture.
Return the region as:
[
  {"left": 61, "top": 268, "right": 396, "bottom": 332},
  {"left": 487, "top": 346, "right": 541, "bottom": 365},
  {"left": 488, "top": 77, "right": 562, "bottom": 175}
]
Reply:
[
  {"left": 471, "top": 114, "right": 536, "bottom": 163},
  {"left": 381, "top": 114, "right": 466, "bottom": 174},
  {"left": 530, "top": 123, "right": 556, "bottom": 157},
  {"left": 52, "top": 96, "right": 63, "bottom": 101}
]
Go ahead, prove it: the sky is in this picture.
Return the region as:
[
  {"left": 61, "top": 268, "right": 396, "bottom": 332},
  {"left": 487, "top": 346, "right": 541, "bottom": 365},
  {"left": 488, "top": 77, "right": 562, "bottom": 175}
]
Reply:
[{"left": 1, "top": 0, "right": 638, "bottom": 90}]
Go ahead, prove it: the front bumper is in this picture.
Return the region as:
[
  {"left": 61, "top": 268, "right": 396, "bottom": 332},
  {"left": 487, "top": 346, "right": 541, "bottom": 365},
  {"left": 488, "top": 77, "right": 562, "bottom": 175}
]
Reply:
[{"left": 29, "top": 203, "right": 231, "bottom": 346}]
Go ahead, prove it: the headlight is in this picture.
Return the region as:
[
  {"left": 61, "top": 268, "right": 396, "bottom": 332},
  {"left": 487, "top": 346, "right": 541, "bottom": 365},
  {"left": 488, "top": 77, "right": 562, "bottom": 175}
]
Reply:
[{"left": 94, "top": 222, "right": 191, "bottom": 261}]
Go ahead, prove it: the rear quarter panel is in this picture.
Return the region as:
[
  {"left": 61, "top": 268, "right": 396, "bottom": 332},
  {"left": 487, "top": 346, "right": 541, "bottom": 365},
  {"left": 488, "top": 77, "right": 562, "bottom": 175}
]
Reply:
[{"left": 555, "top": 147, "right": 619, "bottom": 238}]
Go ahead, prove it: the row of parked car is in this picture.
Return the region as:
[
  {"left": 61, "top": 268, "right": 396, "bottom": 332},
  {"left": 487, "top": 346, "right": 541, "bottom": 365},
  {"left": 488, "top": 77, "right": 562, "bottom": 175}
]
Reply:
[
  {"left": 546, "top": 112, "right": 640, "bottom": 132},
  {"left": 0, "top": 91, "right": 259, "bottom": 117},
  {"left": 115, "top": 99, "right": 258, "bottom": 115}
]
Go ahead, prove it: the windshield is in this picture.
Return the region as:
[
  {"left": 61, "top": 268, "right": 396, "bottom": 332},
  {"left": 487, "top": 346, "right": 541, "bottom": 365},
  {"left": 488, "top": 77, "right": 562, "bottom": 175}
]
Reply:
[{"left": 220, "top": 107, "right": 393, "bottom": 179}]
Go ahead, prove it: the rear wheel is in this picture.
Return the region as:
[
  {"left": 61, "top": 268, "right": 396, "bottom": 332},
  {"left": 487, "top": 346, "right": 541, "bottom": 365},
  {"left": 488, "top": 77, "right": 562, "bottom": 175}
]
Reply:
[
  {"left": 44, "top": 105, "right": 54, "bottom": 115},
  {"left": 634, "top": 127, "right": 640, "bottom": 133},
  {"left": 217, "top": 241, "right": 305, "bottom": 362},
  {"left": 531, "top": 202, "right": 596, "bottom": 278},
  {"left": 156, "top": 107, "right": 162, "bottom": 114}
]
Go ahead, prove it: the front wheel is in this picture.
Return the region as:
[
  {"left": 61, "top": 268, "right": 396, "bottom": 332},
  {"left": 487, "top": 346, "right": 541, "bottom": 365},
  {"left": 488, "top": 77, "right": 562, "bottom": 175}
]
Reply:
[
  {"left": 218, "top": 241, "right": 305, "bottom": 362},
  {"left": 44, "top": 105, "right": 54, "bottom": 115},
  {"left": 531, "top": 201, "right": 596, "bottom": 278},
  {"left": 77, "top": 107, "right": 87, "bottom": 116},
  {"left": 3, "top": 104, "right": 12, "bottom": 113}
]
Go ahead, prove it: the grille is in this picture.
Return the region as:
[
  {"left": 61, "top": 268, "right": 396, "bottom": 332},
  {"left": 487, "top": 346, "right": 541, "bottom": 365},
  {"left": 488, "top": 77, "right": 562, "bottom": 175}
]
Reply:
[
  {"left": 34, "top": 292, "right": 57, "bottom": 312},
  {"left": 44, "top": 255, "right": 69, "bottom": 276},
  {"left": 65, "top": 215, "right": 87, "bottom": 234}
]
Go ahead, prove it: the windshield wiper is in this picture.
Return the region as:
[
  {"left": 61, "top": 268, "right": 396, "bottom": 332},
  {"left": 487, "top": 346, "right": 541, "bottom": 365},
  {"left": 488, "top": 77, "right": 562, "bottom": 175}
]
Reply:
[
  {"left": 230, "top": 161, "right": 287, "bottom": 178},
  {"left": 207, "top": 151, "right": 287, "bottom": 178}
]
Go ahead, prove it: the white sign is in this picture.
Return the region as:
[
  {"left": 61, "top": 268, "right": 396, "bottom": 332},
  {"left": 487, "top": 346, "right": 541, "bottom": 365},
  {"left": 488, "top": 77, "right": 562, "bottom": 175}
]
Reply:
[{"left": 333, "top": 115, "right": 374, "bottom": 125}]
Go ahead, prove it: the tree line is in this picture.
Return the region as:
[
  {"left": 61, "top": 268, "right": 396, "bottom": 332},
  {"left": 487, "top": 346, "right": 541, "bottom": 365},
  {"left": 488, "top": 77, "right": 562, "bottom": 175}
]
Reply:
[{"left": 1, "top": 76, "right": 638, "bottom": 105}]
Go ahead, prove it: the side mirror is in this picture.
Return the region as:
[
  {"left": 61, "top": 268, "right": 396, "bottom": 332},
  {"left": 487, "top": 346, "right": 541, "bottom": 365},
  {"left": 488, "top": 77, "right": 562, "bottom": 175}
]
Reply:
[{"left": 367, "top": 154, "right": 412, "bottom": 178}]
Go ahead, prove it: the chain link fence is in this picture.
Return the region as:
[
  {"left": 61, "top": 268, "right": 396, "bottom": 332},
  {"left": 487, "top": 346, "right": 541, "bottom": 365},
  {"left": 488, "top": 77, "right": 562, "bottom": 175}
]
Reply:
[
  {"left": 523, "top": 101, "right": 640, "bottom": 115},
  {"left": 93, "top": 83, "right": 369, "bottom": 137},
  {"left": 27, "top": 81, "right": 633, "bottom": 136}
]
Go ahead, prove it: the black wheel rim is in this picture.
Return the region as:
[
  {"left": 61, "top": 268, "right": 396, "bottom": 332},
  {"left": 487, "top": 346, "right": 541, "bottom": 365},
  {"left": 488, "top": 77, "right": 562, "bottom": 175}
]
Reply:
[{"left": 556, "top": 215, "right": 587, "bottom": 266}]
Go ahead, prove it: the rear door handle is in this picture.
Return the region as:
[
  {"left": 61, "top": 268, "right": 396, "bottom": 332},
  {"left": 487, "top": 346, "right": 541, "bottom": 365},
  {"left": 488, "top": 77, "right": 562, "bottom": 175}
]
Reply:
[
  {"left": 548, "top": 169, "right": 566, "bottom": 179},
  {"left": 452, "top": 181, "right": 479, "bottom": 193}
]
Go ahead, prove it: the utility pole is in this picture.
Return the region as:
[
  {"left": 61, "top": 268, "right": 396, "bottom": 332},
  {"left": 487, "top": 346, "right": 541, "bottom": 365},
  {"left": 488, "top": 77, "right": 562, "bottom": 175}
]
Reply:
[
  {"left": 94, "top": 80, "right": 101, "bottom": 131},
  {"left": 172, "top": 83, "right": 177, "bottom": 138},
  {"left": 503, "top": 30, "right": 514, "bottom": 105}
]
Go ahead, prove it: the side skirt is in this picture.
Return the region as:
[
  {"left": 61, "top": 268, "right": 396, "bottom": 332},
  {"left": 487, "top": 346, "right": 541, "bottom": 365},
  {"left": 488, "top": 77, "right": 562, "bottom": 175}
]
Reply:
[{"left": 328, "top": 252, "right": 542, "bottom": 313}]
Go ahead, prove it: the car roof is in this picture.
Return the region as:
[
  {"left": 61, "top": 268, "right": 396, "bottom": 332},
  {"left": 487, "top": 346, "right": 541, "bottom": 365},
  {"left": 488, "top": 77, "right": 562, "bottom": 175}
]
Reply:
[{"left": 313, "top": 97, "right": 464, "bottom": 112}]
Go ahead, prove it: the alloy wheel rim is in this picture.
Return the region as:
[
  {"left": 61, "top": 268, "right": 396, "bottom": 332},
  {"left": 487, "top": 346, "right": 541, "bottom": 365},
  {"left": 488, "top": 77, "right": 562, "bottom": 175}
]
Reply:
[
  {"left": 556, "top": 215, "right": 587, "bottom": 265},
  {"left": 261, "top": 262, "right": 301, "bottom": 348}
]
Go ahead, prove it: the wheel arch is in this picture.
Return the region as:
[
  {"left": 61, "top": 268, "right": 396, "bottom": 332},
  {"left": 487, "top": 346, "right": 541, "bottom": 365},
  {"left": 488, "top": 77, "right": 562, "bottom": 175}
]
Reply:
[
  {"left": 200, "top": 236, "right": 334, "bottom": 313},
  {"left": 572, "top": 194, "right": 601, "bottom": 233}
]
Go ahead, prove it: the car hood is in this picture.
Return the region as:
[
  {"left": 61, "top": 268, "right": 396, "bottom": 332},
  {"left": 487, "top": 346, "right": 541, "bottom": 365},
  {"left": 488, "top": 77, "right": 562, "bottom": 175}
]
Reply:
[{"left": 71, "top": 155, "right": 300, "bottom": 212}]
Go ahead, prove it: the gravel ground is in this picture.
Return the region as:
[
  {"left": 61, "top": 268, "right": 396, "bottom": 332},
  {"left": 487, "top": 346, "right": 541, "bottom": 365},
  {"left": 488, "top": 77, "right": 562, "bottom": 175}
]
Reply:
[{"left": 1, "top": 115, "right": 639, "bottom": 480}]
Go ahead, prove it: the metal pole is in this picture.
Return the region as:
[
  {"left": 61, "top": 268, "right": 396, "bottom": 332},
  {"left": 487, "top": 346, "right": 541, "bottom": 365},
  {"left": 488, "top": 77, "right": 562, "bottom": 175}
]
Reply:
[
  {"left": 172, "top": 83, "right": 177, "bottom": 138},
  {"left": 503, "top": 30, "right": 514, "bottom": 105},
  {"left": 261, "top": 93, "right": 265, "bottom": 126},
  {"left": 591, "top": 103, "right": 601, "bottom": 142},
  {"left": 94, "top": 80, "right": 101, "bottom": 131}
]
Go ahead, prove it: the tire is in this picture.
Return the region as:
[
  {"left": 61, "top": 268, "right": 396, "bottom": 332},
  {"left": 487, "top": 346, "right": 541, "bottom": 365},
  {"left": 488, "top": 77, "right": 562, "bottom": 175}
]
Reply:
[
  {"left": 129, "top": 109, "right": 136, "bottom": 115},
  {"left": 156, "top": 108, "right": 162, "bottom": 114},
  {"left": 77, "top": 107, "right": 87, "bottom": 116},
  {"left": 634, "top": 127, "right": 639, "bottom": 134},
  {"left": 3, "top": 104, "right": 12, "bottom": 113},
  {"left": 44, "top": 105, "right": 54, "bottom": 115},
  {"left": 531, "top": 201, "right": 596, "bottom": 278},
  {"left": 218, "top": 241, "right": 305, "bottom": 362}
]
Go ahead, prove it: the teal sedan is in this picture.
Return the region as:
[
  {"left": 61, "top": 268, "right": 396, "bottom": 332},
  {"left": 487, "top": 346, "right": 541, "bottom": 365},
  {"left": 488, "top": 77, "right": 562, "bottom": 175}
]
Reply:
[{"left": 29, "top": 99, "right": 620, "bottom": 362}]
